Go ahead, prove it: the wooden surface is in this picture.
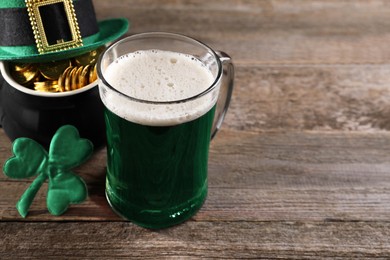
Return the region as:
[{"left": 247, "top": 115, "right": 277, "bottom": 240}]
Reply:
[{"left": 2, "top": 0, "right": 390, "bottom": 258}]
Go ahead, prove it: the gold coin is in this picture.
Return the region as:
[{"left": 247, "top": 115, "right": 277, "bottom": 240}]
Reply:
[
  {"left": 9, "top": 62, "right": 34, "bottom": 72},
  {"left": 65, "top": 67, "right": 78, "bottom": 91},
  {"left": 11, "top": 66, "right": 39, "bottom": 85},
  {"left": 72, "top": 66, "right": 84, "bottom": 90},
  {"left": 58, "top": 66, "right": 73, "bottom": 92},
  {"left": 74, "top": 46, "right": 105, "bottom": 66},
  {"left": 88, "top": 63, "right": 97, "bottom": 83},
  {"left": 80, "top": 65, "right": 91, "bottom": 86},
  {"left": 38, "top": 59, "right": 72, "bottom": 80},
  {"left": 34, "top": 81, "right": 59, "bottom": 92}
]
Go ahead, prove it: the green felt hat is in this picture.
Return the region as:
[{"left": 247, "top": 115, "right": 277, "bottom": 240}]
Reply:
[{"left": 0, "top": 0, "right": 129, "bottom": 62}]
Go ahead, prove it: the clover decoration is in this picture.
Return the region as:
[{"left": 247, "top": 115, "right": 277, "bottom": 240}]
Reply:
[{"left": 3, "top": 125, "right": 93, "bottom": 217}]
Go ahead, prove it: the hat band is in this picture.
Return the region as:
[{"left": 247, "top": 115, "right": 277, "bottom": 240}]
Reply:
[{"left": 0, "top": 0, "right": 98, "bottom": 47}]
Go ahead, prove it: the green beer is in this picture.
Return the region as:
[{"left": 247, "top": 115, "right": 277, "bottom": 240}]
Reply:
[
  {"left": 100, "top": 49, "right": 219, "bottom": 228},
  {"left": 105, "top": 105, "right": 216, "bottom": 228}
]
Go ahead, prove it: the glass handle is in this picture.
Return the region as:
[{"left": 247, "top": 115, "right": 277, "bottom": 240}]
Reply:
[
  {"left": 0, "top": 71, "right": 3, "bottom": 128},
  {"left": 211, "top": 51, "right": 235, "bottom": 139}
]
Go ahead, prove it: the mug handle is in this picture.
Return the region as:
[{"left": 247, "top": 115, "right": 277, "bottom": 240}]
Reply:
[
  {"left": 0, "top": 71, "right": 4, "bottom": 128},
  {"left": 211, "top": 51, "right": 235, "bottom": 139}
]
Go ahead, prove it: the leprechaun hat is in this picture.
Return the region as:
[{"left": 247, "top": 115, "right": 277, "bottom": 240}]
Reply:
[{"left": 0, "top": 0, "right": 129, "bottom": 62}]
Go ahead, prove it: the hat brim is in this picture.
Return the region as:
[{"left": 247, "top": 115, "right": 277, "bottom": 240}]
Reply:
[{"left": 0, "top": 18, "right": 129, "bottom": 63}]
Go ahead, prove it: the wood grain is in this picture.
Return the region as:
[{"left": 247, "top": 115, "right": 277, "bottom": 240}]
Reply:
[
  {"left": 2, "top": 222, "right": 390, "bottom": 259},
  {"left": 2, "top": 0, "right": 390, "bottom": 258},
  {"left": 225, "top": 64, "right": 390, "bottom": 132},
  {"left": 94, "top": 0, "right": 390, "bottom": 65},
  {"left": 2, "top": 130, "right": 390, "bottom": 224}
]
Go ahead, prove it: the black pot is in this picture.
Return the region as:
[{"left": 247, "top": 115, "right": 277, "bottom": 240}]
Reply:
[{"left": 0, "top": 61, "right": 106, "bottom": 149}]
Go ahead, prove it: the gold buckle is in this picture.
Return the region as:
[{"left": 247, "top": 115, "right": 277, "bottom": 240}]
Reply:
[{"left": 26, "top": 0, "right": 83, "bottom": 54}]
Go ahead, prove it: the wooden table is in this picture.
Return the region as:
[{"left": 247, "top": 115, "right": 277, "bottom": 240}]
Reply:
[{"left": 2, "top": 0, "right": 390, "bottom": 258}]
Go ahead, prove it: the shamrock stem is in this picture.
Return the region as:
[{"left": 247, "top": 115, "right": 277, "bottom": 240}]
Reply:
[{"left": 16, "top": 173, "right": 48, "bottom": 218}]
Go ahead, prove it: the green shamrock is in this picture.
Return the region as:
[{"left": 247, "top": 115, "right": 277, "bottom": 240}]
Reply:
[{"left": 3, "top": 125, "right": 93, "bottom": 217}]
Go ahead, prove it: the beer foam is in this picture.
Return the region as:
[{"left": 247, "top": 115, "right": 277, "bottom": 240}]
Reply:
[{"left": 101, "top": 50, "right": 218, "bottom": 126}]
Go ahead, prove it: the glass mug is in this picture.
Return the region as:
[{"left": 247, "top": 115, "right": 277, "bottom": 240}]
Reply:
[{"left": 97, "top": 32, "right": 234, "bottom": 229}]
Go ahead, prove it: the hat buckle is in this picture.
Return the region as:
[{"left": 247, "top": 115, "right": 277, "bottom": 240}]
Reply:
[{"left": 26, "top": 0, "right": 83, "bottom": 54}]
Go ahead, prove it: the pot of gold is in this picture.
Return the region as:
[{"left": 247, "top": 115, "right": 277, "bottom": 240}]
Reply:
[
  {"left": 0, "top": 0, "right": 128, "bottom": 147},
  {"left": 0, "top": 48, "right": 106, "bottom": 147}
]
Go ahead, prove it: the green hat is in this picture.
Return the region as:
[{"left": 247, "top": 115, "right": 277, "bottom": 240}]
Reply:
[{"left": 0, "top": 0, "right": 129, "bottom": 62}]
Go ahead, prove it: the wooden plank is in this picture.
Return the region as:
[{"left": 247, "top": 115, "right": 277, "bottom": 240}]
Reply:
[
  {"left": 94, "top": 0, "right": 390, "bottom": 64},
  {"left": 225, "top": 64, "right": 390, "bottom": 132},
  {"left": 2, "top": 130, "right": 390, "bottom": 223},
  {"left": 1, "top": 221, "right": 390, "bottom": 259}
]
